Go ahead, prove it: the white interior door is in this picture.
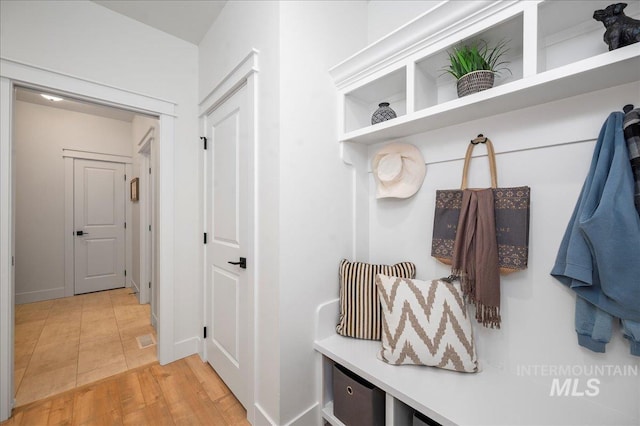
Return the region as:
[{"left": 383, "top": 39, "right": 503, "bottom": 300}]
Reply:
[
  {"left": 205, "top": 84, "right": 249, "bottom": 408},
  {"left": 74, "top": 159, "right": 126, "bottom": 294}
]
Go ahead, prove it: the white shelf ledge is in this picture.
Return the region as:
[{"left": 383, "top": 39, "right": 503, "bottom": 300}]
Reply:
[
  {"left": 315, "top": 333, "right": 636, "bottom": 426},
  {"left": 340, "top": 45, "right": 640, "bottom": 144}
]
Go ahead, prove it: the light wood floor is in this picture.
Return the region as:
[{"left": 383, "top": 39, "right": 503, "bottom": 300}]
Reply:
[
  {"left": 14, "top": 288, "right": 157, "bottom": 407},
  {"left": 1, "top": 355, "right": 250, "bottom": 426}
]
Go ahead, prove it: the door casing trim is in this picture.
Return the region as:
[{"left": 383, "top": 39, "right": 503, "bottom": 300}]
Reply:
[
  {"left": 1, "top": 57, "right": 177, "bottom": 422},
  {"left": 137, "top": 128, "right": 154, "bottom": 306}
]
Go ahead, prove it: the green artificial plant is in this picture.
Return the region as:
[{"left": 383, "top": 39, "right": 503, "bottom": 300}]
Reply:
[{"left": 442, "top": 40, "right": 511, "bottom": 80}]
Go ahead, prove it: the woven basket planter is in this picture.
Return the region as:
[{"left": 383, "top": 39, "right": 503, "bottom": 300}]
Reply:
[{"left": 457, "top": 70, "right": 495, "bottom": 97}]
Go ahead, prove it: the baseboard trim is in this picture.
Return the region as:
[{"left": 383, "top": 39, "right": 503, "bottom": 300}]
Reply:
[
  {"left": 130, "top": 279, "right": 140, "bottom": 301},
  {"left": 173, "top": 336, "right": 199, "bottom": 361},
  {"left": 15, "top": 287, "right": 65, "bottom": 304},
  {"left": 285, "top": 402, "right": 319, "bottom": 426},
  {"left": 252, "top": 401, "right": 319, "bottom": 426},
  {"left": 254, "top": 403, "right": 277, "bottom": 426}
]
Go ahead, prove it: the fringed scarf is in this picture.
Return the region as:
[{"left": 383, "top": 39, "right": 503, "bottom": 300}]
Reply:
[{"left": 451, "top": 189, "right": 501, "bottom": 328}]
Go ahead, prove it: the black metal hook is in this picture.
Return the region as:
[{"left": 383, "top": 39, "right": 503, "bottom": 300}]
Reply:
[
  {"left": 440, "top": 274, "right": 459, "bottom": 283},
  {"left": 471, "top": 134, "right": 487, "bottom": 145}
]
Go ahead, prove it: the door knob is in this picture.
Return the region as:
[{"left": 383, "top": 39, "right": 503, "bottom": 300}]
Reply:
[
  {"left": 228, "top": 257, "right": 246, "bottom": 269},
  {"left": 76, "top": 230, "right": 89, "bottom": 236}
]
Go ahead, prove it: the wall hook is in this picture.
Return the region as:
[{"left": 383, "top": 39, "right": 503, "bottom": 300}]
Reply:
[
  {"left": 623, "top": 104, "right": 634, "bottom": 114},
  {"left": 440, "top": 274, "right": 459, "bottom": 283},
  {"left": 471, "top": 134, "right": 488, "bottom": 145}
]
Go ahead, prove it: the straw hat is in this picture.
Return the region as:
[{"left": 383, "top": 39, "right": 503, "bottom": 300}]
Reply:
[{"left": 372, "top": 143, "right": 426, "bottom": 199}]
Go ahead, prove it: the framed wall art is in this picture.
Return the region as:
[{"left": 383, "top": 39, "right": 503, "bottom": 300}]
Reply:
[{"left": 130, "top": 177, "right": 139, "bottom": 202}]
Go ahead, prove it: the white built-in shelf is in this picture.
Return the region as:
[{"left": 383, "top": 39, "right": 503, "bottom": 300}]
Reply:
[
  {"left": 315, "top": 302, "right": 635, "bottom": 426},
  {"left": 333, "top": 0, "right": 640, "bottom": 145},
  {"left": 341, "top": 48, "right": 639, "bottom": 144},
  {"left": 319, "top": 1, "right": 640, "bottom": 425}
]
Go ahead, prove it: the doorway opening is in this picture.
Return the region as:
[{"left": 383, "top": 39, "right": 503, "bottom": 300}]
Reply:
[
  {"left": 1, "top": 60, "right": 176, "bottom": 422},
  {"left": 11, "top": 86, "right": 159, "bottom": 406}
]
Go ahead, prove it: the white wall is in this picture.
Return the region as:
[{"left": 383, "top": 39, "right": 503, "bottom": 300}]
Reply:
[
  {"left": 365, "top": 81, "right": 640, "bottom": 421},
  {"left": 13, "top": 100, "right": 132, "bottom": 303},
  {"left": 1, "top": 0, "right": 200, "bottom": 358},
  {"left": 278, "top": 2, "right": 367, "bottom": 423},
  {"left": 366, "top": 0, "right": 441, "bottom": 43}
]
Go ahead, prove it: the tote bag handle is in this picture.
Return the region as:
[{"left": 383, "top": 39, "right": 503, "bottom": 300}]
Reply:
[{"left": 461, "top": 135, "right": 498, "bottom": 189}]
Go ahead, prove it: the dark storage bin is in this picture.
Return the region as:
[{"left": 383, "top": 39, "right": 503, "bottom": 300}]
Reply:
[
  {"left": 413, "top": 410, "right": 442, "bottom": 426},
  {"left": 332, "top": 363, "right": 385, "bottom": 426}
]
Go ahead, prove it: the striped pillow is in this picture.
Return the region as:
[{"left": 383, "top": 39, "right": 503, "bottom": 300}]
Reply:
[
  {"left": 376, "top": 274, "right": 478, "bottom": 373},
  {"left": 336, "top": 259, "right": 416, "bottom": 340}
]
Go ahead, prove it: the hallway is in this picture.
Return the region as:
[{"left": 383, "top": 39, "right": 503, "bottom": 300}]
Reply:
[{"left": 14, "top": 288, "right": 157, "bottom": 407}]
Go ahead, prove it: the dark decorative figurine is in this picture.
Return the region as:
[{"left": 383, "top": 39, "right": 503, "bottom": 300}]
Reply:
[{"left": 593, "top": 3, "right": 640, "bottom": 51}]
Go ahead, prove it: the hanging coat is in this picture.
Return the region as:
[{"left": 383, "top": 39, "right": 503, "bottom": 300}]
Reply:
[{"left": 551, "top": 112, "right": 640, "bottom": 323}]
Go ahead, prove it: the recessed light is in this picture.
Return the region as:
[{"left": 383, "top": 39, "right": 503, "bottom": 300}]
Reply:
[{"left": 41, "top": 94, "right": 64, "bottom": 102}]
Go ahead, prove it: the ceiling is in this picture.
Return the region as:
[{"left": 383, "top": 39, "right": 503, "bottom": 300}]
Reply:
[
  {"left": 16, "top": 87, "right": 140, "bottom": 122},
  {"left": 92, "top": 0, "right": 227, "bottom": 45}
]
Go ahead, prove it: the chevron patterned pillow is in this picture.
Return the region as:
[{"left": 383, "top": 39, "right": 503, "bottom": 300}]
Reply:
[
  {"left": 336, "top": 259, "right": 416, "bottom": 340},
  {"left": 376, "top": 275, "right": 478, "bottom": 373}
]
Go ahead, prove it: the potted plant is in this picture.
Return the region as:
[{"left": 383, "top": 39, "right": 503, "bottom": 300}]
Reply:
[{"left": 442, "top": 40, "right": 511, "bottom": 97}]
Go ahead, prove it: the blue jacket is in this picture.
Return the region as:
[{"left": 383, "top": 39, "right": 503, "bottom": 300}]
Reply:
[{"left": 551, "top": 112, "right": 640, "bottom": 322}]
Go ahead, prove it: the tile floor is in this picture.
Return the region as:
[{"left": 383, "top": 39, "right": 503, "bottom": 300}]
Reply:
[{"left": 14, "top": 288, "right": 157, "bottom": 407}]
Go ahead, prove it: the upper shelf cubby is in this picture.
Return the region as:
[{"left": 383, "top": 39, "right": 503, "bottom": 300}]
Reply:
[
  {"left": 331, "top": 0, "right": 640, "bottom": 145},
  {"left": 345, "top": 66, "right": 406, "bottom": 133},
  {"left": 414, "top": 12, "right": 524, "bottom": 111},
  {"left": 538, "top": 0, "right": 640, "bottom": 72}
]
